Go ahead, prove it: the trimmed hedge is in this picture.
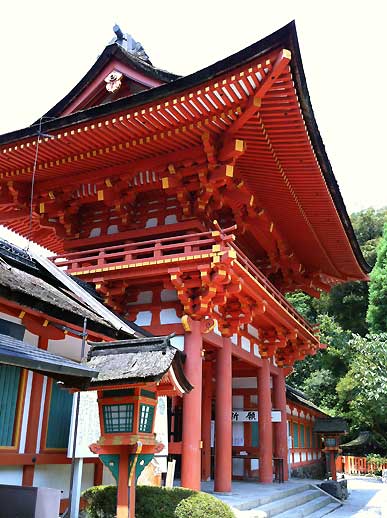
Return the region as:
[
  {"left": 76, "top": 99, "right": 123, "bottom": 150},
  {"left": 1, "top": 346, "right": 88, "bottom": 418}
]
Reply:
[
  {"left": 175, "top": 491, "right": 235, "bottom": 518},
  {"left": 82, "top": 485, "right": 235, "bottom": 518}
]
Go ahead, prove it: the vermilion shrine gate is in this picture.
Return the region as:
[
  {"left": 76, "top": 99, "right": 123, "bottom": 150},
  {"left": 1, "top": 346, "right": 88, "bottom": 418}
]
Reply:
[{"left": 0, "top": 22, "right": 368, "bottom": 492}]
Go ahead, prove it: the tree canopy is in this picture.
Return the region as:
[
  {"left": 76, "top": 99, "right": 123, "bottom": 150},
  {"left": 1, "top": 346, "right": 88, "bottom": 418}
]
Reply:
[
  {"left": 288, "top": 207, "right": 387, "bottom": 452},
  {"left": 367, "top": 222, "right": 387, "bottom": 332}
]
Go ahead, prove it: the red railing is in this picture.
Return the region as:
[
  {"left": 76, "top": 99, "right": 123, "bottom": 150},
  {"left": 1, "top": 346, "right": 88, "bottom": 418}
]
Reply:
[
  {"left": 50, "top": 230, "right": 217, "bottom": 270},
  {"left": 50, "top": 230, "right": 315, "bottom": 334},
  {"left": 336, "top": 455, "right": 387, "bottom": 474},
  {"left": 232, "top": 243, "right": 315, "bottom": 334}
]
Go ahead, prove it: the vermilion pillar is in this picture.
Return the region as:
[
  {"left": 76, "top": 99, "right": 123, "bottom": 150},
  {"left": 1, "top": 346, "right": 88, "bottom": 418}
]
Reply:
[
  {"left": 22, "top": 336, "right": 48, "bottom": 486},
  {"left": 273, "top": 369, "right": 289, "bottom": 480},
  {"left": 201, "top": 360, "right": 212, "bottom": 481},
  {"left": 181, "top": 319, "right": 203, "bottom": 490},
  {"left": 257, "top": 359, "right": 273, "bottom": 483},
  {"left": 117, "top": 449, "right": 129, "bottom": 518},
  {"left": 214, "top": 336, "right": 232, "bottom": 493}
]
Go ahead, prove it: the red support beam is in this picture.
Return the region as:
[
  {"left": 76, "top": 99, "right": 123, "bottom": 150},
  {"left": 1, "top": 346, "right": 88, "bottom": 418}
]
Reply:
[
  {"left": 214, "top": 337, "right": 232, "bottom": 493},
  {"left": 273, "top": 369, "right": 289, "bottom": 481},
  {"left": 181, "top": 319, "right": 203, "bottom": 490},
  {"left": 94, "top": 460, "right": 104, "bottom": 486},
  {"left": 201, "top": 360, "right": 212, "bottom": 481},
  {"left": 257, "top": 359, "right": 273, "bottom": 483},
  {"left": 117, "top": 449, "right": 129, "bottom": 518}
]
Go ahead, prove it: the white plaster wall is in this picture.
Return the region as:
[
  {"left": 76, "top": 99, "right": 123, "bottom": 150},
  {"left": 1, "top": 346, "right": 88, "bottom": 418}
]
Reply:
[
  {"left": 160, "top": 308, "right": 180, "bottom": 324},
  {"left": 232, "top": 395, "right": 243, "bottom": 407},
  {"left": 232, "top": 396, "right": 244, "bottom": 446},
  {"left": 241, "top": 336, "right": 250, "bottom": 352},
  {"left": 232, "top": 377, "right": 257, "bottom": 389},
  {"left": 0, "top": 466, "right": 23, "bottom": 485},
  {"left": 213, "top": 319, "right": 221, "bottom": 336},
  {"left": 48, "top": 335, "right": 85, "bottom": 362},
  {"left": 253, "top": 344, "right": 261, "bottom": 357},
  {"left": 232, "top": 458, "right": 244, "bottom": 476},
  {"left": 232, "top": 422, "right": 244, "bottom": 446},
  {"left": 160, "top": 289, "right": 178, "bottom": 302},
  {"left": 127, "top": 291, "right": 153, "bottom": 306},
  {"left": 33, "top": 463, "right": 95, "bottom": 498},
  {"left": 24, "top": 330, "right": 39, "bottom": 346},
  {"left": 134, "top": 311, "right": 152, "bottom": 327},
  {"left": 247, "top": 324, "right": 259, "bottom": 339},
  {"left": 0, "top": 312, "right": 22, "bottom": 324}
]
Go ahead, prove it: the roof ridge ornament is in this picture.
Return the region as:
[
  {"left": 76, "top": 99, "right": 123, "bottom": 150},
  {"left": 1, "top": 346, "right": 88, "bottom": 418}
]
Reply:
[{"left": 111, "top": 24, "right": 152, "bottom": 65}]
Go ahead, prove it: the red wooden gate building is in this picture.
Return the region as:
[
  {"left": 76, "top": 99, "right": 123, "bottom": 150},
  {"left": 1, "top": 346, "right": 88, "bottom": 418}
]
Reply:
[{"left": 0, "top": 22, "right": 368, "bottom": 491}]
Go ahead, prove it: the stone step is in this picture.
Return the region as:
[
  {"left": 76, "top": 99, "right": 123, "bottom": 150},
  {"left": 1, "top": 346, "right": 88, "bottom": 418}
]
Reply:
[
  {"left": 275, "top": 495, "right": 333, "bottom": 517},
  {"left": 306, "top": 501, "right": 342, "bottom": 517},
  {"left": 252, "top": 489, "right": 321, "bottom": 517},
  {"left": 235, "top": 484, "right": 313, "bottom": 511}
]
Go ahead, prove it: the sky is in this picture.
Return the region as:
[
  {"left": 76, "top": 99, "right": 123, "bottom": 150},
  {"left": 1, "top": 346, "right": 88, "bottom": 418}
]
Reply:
[{"left": 0, "top": 0, "right": 386, "bottom": 253}]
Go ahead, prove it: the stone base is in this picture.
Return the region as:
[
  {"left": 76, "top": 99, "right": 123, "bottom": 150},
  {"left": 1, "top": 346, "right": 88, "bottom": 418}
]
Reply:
[
  {"left": 319, "top": 479, "right": 348, "bottom": 500},
  {"left": 291, "top": 461, "right": 325, "bottom": 480}
]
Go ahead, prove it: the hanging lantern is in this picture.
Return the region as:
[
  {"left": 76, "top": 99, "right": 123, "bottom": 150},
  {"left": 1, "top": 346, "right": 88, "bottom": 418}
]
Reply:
[{"left": 98, "top": 387, "right": 157, "bottom": 444}]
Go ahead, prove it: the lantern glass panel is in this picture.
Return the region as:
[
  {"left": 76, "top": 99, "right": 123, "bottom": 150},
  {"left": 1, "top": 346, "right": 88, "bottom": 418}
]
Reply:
[
  {"left": 138, "top": 404, "right": 155, "bottom": 433},
  {"left": 325, "top": 437, "right": 337, "bottom": 447},
  {"left": 103, "top": 403, "right": 134, "bottom": 433}
]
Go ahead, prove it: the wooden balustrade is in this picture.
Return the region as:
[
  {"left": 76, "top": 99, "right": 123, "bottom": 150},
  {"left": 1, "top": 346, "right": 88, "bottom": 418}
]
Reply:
[
  {"left": 336, "top": 455, "right": 387, "bottom": 474},
  {"left": 49, "top": 229, "right": 314, "bottom": 334},
  {"left": 232, "top": 243, "right": 314, "bottom": 334},
  {"left": 50, "top": 230, "right": 218, "bottom": 270}
]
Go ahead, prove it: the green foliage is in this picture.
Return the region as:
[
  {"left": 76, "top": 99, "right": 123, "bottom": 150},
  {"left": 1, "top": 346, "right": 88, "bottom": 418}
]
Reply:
[
  {"left": 326, "top": 208, "right": 386, "bottom": 335},
  {"left": 288, "top": 314, "right": 351, "bottom": 412},
  {"left": 367, "top": 223, "right": 387, "bottom": 332},
  {"left": 327, "top": 282, "right": 369, "bottom": 335},
  {"left": 175, "top": 492, "right": 235, "bottom": 518},
  {"left": 82, "top": 485, "right": 235, "bottom": 518},
  {"left": 351, "top": 208, "right": 386, "bottom": 266},
  {"left": 286, "top": 208, "right": 387, "bottom": 453},
  {"left": 366, "top": 453, "right": 387, "bottom": 468},
  {"left": 136, "top": 486, "right": 195, "bottom": 518},
  {"left": 82, "top": 485, "right": 116, "bottom": 518},
  {"left": 336, "top": 333, "right": 387, "bottom": 445}
]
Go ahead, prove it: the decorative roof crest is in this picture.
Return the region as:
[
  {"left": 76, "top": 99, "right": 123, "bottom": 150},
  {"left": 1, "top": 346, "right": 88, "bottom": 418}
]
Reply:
[{"left": 111, "top": 24, "right": 152, "bottom": 64}]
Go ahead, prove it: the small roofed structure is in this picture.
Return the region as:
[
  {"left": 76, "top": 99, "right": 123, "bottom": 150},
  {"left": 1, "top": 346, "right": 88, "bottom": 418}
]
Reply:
[
  {"left": 341, "top": 431, "right": 383, "bottom": 455},
  {"left": 0, "top": 332, "right": 96, "bottom": 388},
  {"left": 314, "top": 418, "right": 348, "bottom": 481},
  {"left": 86, "top": 335, "right": 193, "bottom": 395},
  {"left": 313, "top": 418, "right": 349, "bottom": 435}
]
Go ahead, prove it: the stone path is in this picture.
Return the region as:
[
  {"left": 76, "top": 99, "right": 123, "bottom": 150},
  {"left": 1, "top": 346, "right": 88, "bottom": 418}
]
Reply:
[{"left": 324, "top": 477, "right": 387, "bottom": 517}]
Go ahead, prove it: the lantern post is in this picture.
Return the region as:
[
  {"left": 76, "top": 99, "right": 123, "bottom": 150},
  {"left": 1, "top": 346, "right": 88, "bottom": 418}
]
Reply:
[
  {"left": 90, "top": 385, "right": 161, "bottom": 518},
  {"left": 73, "top": 336, "right": 192, "bottom": 518}
]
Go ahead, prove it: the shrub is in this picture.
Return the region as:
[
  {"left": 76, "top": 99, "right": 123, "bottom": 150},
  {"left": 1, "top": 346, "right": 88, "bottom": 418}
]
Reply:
[
  {"left": 136, "top": 486, "right": 195, "bottom": 518},
  {"left": 175, "top": 491, "right": 235, "bottom": 518},
  {"left": 82, "top": 485, "right": 235, "bottom": 518},
  {"left": 82, "top": 485, "right": 116, "bottom": 518}
]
